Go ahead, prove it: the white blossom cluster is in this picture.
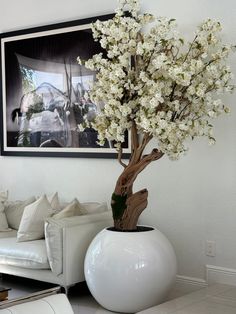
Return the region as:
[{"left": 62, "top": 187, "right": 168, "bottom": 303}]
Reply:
[{"left": 77, "top": 0, "right": 235, "bottom": 160}]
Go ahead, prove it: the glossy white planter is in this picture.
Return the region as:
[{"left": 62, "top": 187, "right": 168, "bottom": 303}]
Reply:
[{"left": 84, "top": 226, "right": 177, "bottom": 313}]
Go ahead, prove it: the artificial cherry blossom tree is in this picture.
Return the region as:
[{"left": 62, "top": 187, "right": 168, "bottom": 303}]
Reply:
[{"left": 78, "top": 0, "right": 235, "bottom": 230}]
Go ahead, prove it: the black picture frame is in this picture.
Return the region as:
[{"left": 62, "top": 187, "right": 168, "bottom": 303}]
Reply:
[{"left": 0, "top": 14, "right": 131, "bottom": 158}]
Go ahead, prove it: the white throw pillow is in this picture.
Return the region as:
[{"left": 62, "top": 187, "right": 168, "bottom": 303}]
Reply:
[
  {"left": 0, "top": 191, "right": 9, "bottom": 231},
  {"left": 47, "top": 192, "right": 60, "bottom": 211},
  {"left": 17, "top": 195, "right": 53, "bottom": 242},
  {"left": 52, "top": 199, "right": 83, "bottom": 220},
  {"left": 80, "top": 202, "right": 109, "bottom": 215},
  {"left": 5, "top": 196, "right": 36, "bottom": 230}
]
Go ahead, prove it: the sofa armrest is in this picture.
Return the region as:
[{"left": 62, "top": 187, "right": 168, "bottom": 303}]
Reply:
[
  {"left": 45, "top": 211, "right": 112, "bottom": 277},
  {"left": 62, "top": 213, "right": 113, "bottom": 286}
]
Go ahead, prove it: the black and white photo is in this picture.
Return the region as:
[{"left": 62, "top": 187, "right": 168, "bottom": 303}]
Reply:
[{"left": 0, "top": 15, "right": 130, "bottom": 158}]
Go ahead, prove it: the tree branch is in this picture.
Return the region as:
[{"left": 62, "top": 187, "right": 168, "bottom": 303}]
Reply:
[
  {"left": 183, "top": 35, "right": 198, "bottom": 62},
  {"left": 137, "top": 133, "right": 153, "bottom": 159},
  {"left": 118, "top": 146, "right": 127, "bottom": 168},
  {"left": 131, "top": 121, "right": 139, "bottom": 153},
  {"left": 115, "top": 148, "right": 164, "bottom": 195},
  {"left": 130, "top": 132, "right": 152, "bottom": 166},
  {"left": 135, "top": 148, "right": 164, "bottom": 176}
]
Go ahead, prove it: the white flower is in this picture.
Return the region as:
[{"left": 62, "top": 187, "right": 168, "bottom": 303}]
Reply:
[
  {"left": 152, "top": 53, "right": 167, "bottom": 69},
  {"left": 209, "top": 138, "right": 216, "bottom": 146},
  {"left": 77, "top": 124, "right": 85, "bottom": 132},
  {"left": 179, "top": 123, "right": 189, "bottom": 131},
  {"left": 120, "top": 104, "right": 132, "bottom": 116},
  {"left": 77, "top": 56, "right": 82, "bottom": 64},
  {"left": 168, "top": 66, "right": 192, "bottom": 86}
]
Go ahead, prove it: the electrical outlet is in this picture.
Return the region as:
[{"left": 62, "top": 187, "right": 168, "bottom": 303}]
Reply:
[{"left": 206, "top": 240, "right": 216, "bottom": 257}]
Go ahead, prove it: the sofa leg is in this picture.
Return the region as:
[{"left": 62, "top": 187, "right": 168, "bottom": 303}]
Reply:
[{"left": 61, "top": 286, "right": 70, "bottom": 295}]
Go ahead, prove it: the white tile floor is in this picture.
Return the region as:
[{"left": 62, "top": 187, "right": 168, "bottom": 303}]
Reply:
[
  {"left": 1, "top": 275, "right": 236, "bottom": 314},
  {"left": 137, "top": 284, "right": 236, "bottom": 314},
  {"left": 69, "top": 284, "right": 236, "bottom": 314}
]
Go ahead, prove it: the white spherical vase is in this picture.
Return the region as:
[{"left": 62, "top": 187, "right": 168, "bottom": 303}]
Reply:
[{"left": 84, "top": 226, "right": 177, "bottom": 313}]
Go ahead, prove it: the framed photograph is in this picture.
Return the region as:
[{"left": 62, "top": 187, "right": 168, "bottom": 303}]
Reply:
[{"left": 0, "top": 15, "right": 130, "bottom": 158}]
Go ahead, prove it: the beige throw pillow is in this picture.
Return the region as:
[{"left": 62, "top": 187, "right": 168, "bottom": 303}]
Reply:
[
  {"left": 0, "top": 191, "right": 9, "bottom": 231},
  {"left": 5, "top": 196, "right": 36, "bottom": 230},
  {"left": 47, "top": 192, "right": 60, "bottom": 211},
  {"left": 52, "top": 199, "right": 83, "bottom": 220},
  {"left": 80, "top": 202, "right": 109, "bottom": 215},
  {"left": 17, "top": 195, "right": 53, "bottom": 242}
]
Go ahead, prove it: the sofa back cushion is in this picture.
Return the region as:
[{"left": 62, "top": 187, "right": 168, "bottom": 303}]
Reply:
[
  {"left": 0, "top": 229, "right": 17, "bottom": 239},
  {"left": 0, "top": 191, "right": 9, "bottom": 232},
  {"left": 17, "top": 195, "right": 53, "bottom": 242},
  {"left": 80, "top": 202, "right": 109, "bottom": 215},
  {"left": 5, "top": 196, "right": 36, "bottom": 230}
]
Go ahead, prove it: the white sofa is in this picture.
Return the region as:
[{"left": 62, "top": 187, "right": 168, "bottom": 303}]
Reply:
[
  {"left": 0, "top": 294, "right": 74, "bottom": 314},
  {"left": 0, "top": 209, "right": 112, "bottom": 292}
]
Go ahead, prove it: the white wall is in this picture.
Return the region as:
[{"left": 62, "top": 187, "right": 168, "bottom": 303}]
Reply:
[{"left": 0, "top": 0, "right": 236, "bottom": 281}]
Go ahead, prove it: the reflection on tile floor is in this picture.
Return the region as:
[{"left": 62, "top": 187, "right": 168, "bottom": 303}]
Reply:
[
  {"left": 1, "top": 275, "right": 236, "bottom": 314},
  {"left": 0, "top": 275, "right": 119, "bottom": 314}
]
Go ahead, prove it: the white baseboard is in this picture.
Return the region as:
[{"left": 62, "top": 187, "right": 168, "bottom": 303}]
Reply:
[
  {"left": 206, "top": 265, "right": 236, "bottom": 286},
  {"left": 175, "top": 265, "right": 236, "bottom": 292},
  {"left": 176, "top": 275, "right": 207, "bottom": 292}
]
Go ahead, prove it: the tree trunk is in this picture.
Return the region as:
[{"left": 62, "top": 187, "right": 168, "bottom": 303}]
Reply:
[
  {"left": 111, "top": 148, "right": 164, "bottom": 230},
  {"left": 112, "top": 188, "right": 148, "bottom": 230}
]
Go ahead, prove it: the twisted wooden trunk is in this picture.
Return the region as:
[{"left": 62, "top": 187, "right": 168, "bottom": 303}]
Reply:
[{"left": 111, "top": 124, "right": 164, "bottom": 230}]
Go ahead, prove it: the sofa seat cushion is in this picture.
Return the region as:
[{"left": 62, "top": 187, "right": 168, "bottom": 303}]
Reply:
[
  {"left": 0, "top": 230, "right": 17, "bottom": 239},
  {"left": 0, "top": 237, "right": 50, "bottom": 269}
]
